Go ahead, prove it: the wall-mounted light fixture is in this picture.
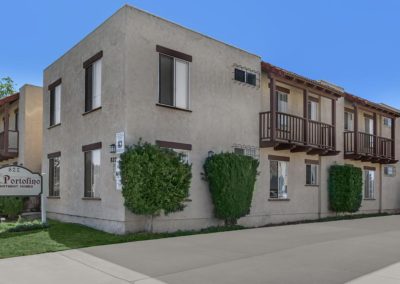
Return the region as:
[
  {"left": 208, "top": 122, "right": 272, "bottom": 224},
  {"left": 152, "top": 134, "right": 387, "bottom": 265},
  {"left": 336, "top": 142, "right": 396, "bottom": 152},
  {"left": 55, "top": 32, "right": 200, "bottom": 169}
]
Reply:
[{"left": 208, "top": 150, "right": 214, "bottom": 158}]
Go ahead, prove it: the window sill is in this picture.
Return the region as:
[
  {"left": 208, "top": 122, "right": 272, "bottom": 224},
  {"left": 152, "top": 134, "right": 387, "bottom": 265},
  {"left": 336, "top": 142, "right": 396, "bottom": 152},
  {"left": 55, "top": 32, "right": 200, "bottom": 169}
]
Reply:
[
  {"left": 82, "top": 106, "right": 102, "bottom": 116},
  {"left": 48, "top": 123, "right": 61, "bottom": 129},
  {"left": 47, "top": 196, "right": 60, "bottom": 199},
  {"left": 305, "top": 184, "right": 319, "bottom": 187},
  {"left": 268, "top": 198, "right": 290, "bottom": 201},
  {"left": 156, "top": 103, "right": 192, "bottom": 112},
  {"left": 364, "top": 198, "right": 376, "bottom": 201},
  {"left": 82, "top": 197, "right": 101, "bottom": 201}
]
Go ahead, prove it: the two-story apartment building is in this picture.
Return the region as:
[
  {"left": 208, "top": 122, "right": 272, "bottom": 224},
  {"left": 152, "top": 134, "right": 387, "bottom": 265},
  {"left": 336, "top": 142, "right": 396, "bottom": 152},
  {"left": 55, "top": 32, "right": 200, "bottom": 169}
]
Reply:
[
  {"left": 43, "top": 5, "right": 400, "bottom": 233},
  {"left": 0, "top": 84, "right": 43, "bottom": 211}
]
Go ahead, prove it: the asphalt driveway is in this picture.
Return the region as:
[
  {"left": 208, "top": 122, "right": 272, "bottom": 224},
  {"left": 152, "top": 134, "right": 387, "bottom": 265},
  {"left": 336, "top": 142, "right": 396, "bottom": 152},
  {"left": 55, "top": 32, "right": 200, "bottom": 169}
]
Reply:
[{"left": 2, "top": 215, "right": 400, "bottom": 283}]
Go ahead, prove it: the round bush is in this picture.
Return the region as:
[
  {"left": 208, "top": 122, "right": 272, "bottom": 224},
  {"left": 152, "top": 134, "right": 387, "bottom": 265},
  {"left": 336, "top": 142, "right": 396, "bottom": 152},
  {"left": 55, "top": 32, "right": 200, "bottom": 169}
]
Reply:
[
  {"left": 328, "top": 165, "right": 363, "bottom": 213},
  {"left": 203, "top": 152, "right": 259, "bottom": 225},
  {"left": 119, "top": 141, "right": 192, "bottom": 216},
  {"left": 0, "top": 197, "right": 24, "bottom": 218}
]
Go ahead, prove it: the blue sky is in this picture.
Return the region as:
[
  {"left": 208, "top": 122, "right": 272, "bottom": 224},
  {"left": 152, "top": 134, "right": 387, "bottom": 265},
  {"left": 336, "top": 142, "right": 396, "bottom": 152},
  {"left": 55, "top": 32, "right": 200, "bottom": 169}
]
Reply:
[{"left": 2, "top": 0, "right": 399, "bottom": 107}]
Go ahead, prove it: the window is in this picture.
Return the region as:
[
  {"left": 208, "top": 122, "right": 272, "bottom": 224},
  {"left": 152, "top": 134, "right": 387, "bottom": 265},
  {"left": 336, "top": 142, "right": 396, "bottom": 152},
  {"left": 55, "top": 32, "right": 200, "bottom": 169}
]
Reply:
[
  {"left": 306, "top": 164, "right": 318, "bottom": 185},
  {"left": 84, "top": 52, "right": 102, "bottom": 112},
  {"left": 49, "top": 80, "right": 61, "bottom": 126},
  {"left": 344, "top": 111, "right": 354, "bottom": 131},
  {"left": 234, "top": 68, "right": 257, "bottom": 86},
  {"left": 234, "top": 147, "right": 245, "bottom": 155},
  {"left": 82, "top": 143, "right": 102, "bottom": 198},
  {"left": 276, "top": 91, "right": 288, "bottom": 129},
  {"left": 364, "top": 169, "right": 375, "bottom": 199},
  {"left": 384, "top": 165, "right": 396, "bottom": 177},
  {"left": 233, "top": 144, "right": 258, "bottom": 159},
  {"left": 155, "top": 140, "right": 191, "bottom": 164},
  {"left": 14, "top": 109, "right": 18, "bottom": 131},
  {"left": 159, "top": 54, "right": 189, "bottom": 109},
  {"left": 383, "top": 117, "right": 392, "bottom": 128},
  {"left": 49, "top": 156, "right": 60, "bottom": 197},
  {"left": 174, "top": 149, "right": 190, "bottom": 164},
  {"left": 308, "top": 99, "right": 319, "bottom": 121},
  {"left": 270, "top": 160, "right": 288, "bottom": 199}
]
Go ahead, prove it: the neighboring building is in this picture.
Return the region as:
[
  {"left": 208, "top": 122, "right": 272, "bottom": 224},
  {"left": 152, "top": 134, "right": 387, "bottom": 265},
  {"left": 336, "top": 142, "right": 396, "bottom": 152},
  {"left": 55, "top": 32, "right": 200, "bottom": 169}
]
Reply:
[
  {"left": 0, "top": 84, "right": 43, "bottom": 211},
  {"left": 43, "top": 5, "right": 400, "bottom": 234}
]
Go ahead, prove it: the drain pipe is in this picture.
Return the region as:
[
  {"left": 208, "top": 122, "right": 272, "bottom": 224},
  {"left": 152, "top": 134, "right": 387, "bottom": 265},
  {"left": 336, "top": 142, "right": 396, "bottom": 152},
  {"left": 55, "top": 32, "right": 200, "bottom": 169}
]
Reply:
[
  {"left": 379, "top": 163, "right": 383, "bottom": 213},
  {"left": 318, "top": 154, "right": 322, "bottom": 219}
]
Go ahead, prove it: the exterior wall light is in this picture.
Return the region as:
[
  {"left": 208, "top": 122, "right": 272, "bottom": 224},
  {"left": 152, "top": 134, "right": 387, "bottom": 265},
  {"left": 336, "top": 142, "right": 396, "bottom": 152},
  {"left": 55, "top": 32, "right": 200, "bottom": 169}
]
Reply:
[{"left": 208, "top": 150, "right": 214, "bottom": 157}]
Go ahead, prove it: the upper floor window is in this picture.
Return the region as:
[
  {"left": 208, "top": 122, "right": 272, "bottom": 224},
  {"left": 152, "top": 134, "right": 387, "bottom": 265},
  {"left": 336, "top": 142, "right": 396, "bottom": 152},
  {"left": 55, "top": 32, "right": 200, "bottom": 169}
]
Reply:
[
  {"left": 48, "top": 79, "right": 62, "bottom": 126},
  {"left": 234, "top": 67, "right": 257, "bottom": 86},
  {"left": 83, "top": 51, "right": 103, "bottom": 113},
  {"left": 156, "top": 45, "right": 192, "bottom": 110},
  {"left": 307, "top": 98, "right": 319, "bottom": 121},
  {"left": 344, "top": 111, "right": 354, "bottom": 131},
  {"left": 383, "top": 117, "right": 392, "bottom": 128}
]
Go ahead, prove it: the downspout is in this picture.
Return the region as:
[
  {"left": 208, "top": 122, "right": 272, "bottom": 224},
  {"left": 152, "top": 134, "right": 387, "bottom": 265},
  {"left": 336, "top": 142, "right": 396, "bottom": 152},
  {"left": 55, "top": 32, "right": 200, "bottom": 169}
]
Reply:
[
  {"left": 318, "top": 154, "right": 322, "bottom": 219},
  {"left": 379, "top": 163, "right": 382, "bottom": 213}
]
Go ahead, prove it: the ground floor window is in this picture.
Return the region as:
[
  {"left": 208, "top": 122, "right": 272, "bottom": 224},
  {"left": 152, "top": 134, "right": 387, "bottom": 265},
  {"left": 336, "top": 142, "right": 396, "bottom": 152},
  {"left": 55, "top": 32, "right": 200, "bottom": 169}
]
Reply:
[
  {"left": 384, "top": 165, "right": 396, "bottom": 177},
  {"left": 364, "top": 169, "right": 375, "bottom": 199},
  {"left": 84, "top": 149, "right": 101, "bottom": 198},
  {"left": 49, "top": 155, "right": 60, "bottom": 197},
  {"left": 306, "top": 164, "right": 318, "bottom": 185},
  {"left": 270, "top": 160, "right": 288, "bottom": 199}
]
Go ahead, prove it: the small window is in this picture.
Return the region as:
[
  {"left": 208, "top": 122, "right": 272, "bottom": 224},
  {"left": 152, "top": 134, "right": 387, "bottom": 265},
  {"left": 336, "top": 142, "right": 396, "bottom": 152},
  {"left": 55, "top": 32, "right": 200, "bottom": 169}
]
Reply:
[
  {"left": 364, "top": 170, "right": 375, "bottom": 199},
  {"left": 234, "top": 147, "right": 245, "bottom": 155},
  {"left": 84, "top": 149, "right": 101, "bottom": 198},
  {"left": 233, "top": 145, "right": 258, "bottom": 159},
  {"left": 85, "top": 57, "right": 102, "bottom": 112},
  {"left": 234, "top": 68, "right": 257, "bottom": 86},
  {"left": 49, "top": 83, "right": 61, "bottom": 126},
  {"left": 306, "top": 164, "right": 318, "bottom": 185},
  {"left": 383, "top": 117, "right": 392, "bottom": 128},
  {"left": 49, "top": 156, "right": 60, "bottom": 197},
  {"left": 173, "top": 149, "right": 190, "bottom": 164},
  {"left": 308, "top": 100, "right": 319, "bottom": 121},
  {"left": 270, "top": 160, "right": 288, "bottom": 199},
  {"left": 159, "top": 54, "right": 189, "bottom": 109},
  {"left": 384, "top": 165, "right": 396, "bottom": 177},
  {"left": 344, "top": 111, "right": 354, "bottom": 131}
]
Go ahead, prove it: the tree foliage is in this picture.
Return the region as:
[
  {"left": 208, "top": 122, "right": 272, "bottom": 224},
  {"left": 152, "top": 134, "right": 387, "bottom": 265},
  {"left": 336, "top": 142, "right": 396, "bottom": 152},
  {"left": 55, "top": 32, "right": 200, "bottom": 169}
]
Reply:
[
  {"left": 328, "top": 165, "right": 363, "bottom": 213},
  {"left": 119, "top": 140, "right": 192, "bottom": 217},
  {"left": 203, "top": 152, "right": 259, "bottom": 225},
  {"left": 0, "top": 77, "right": 16, "bottom": 98}
]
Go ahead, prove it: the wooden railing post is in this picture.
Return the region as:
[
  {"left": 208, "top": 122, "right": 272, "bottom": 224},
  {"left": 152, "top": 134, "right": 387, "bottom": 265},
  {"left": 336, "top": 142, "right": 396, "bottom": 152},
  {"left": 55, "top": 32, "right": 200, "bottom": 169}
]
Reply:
[
  {"left": 270, "top": 76, "right": 276, "bottom": 142},
  {"left": 303, "top": 89, "right": 308, "bottom": 144},
  {"left": 373, "top": 113, "right": 378, "bottom": 156}
]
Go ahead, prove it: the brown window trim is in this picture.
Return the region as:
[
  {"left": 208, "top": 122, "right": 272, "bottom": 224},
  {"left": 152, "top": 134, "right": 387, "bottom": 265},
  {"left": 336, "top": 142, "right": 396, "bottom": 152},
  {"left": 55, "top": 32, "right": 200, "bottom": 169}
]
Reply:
[
  {"left": 48, "top": 78, "right": 62, "bottom": 91},
  {"left": 305, "top": 159, "right": 319, "bottom": 165},
  {"left": 83, "top": 51, "right": 103, "bottom": 69},
  {"left": 156, "top": 103, "right": 192, "bottom": 112},
  {"left": 82, "top": 142, "right": 102, "bottom": 152},
  {"left": 308, "top": 96, "right": 319, "bottom": 103},
  {"left": 364, "top": 113, "right": 374, "bottom": 119},
  {"left": 344, "top": 107, "right": 355, "bottom": 113},
  {"left": 268, "top": 155, "right": 290, "bottom": 162},
  {"left": 82, "top": 106, "right": 102, "bottom": 116},
  {"left": 81, "top": 197, "right": 102, "bottom": 201},
  {"left": 47, "top": 196, "right": 61, "bottom": 200},
  {"left": 268, "top": 198, "right": 290, "bottom": 201},
  {"left": 156, "top": 45, "right": 192, "bottom": 62},
  {"left": 48, "top": 123, "right": 61, "bottom": 130},
  {"left": 156, "top": 140, "right": 192, "bottom": 151},
  {"left": 364, "top": 166, "right": 376, "bottom": 171},
  {"left": 269, "top": 84, "right": 290, "bottom": 94},
  {"left": 48, "top": 151, "right": 61, "bottom": 159}
]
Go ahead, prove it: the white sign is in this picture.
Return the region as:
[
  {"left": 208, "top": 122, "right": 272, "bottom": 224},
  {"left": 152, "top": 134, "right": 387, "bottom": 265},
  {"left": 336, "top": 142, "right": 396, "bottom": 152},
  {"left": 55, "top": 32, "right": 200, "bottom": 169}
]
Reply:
[
  {"left": 0, "top": 166, "right": 42, "bottom": 196},
  {"left": 116, "top": 132, "right": 125, "bottom": 154},
  {"left": 115, "top": 157, "right": 122, "bottom": 191}
]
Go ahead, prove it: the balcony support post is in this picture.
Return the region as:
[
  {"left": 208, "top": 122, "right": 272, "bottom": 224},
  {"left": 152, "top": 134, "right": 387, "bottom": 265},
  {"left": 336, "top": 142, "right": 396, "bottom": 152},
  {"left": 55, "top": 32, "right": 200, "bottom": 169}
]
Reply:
[
  {"left": 3, "top": 103, "right": 9, "bottom": 154},
  {"left": 269, "top": 75, "right": 276, "bottom": 142},
  {"left": 373, "top": 113, "right": 377, "bottom": 156},
  {"left": 354, "top": 104, "right": 359, "bottom": 155},
  {"left": 392, "top": 117, "right": 396, "bottom": 159},
  {"left": 303, "top": 89, "right": 308, "bottom": 145}
]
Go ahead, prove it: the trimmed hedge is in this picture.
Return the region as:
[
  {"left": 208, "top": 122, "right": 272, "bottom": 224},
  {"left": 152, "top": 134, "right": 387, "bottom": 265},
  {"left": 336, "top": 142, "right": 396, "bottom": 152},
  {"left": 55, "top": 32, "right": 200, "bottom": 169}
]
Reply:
[
  {"left": 203, "top": 152, "right": 259, "bottom": 225},
  {"left": 0, "top": 197, "right": 23, "bottom": 218},
  {"left": 328, "top": 165, "right": 363, "bottom": 213},
  {"left": 119, "top": 140, "right": 192, "bottom": 217}
]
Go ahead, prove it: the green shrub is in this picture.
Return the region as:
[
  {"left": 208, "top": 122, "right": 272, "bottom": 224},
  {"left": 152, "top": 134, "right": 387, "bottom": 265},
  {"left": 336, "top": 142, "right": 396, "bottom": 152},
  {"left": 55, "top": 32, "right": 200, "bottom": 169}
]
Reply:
[
  {"left": 119, "top": 140, "right": 192, "bottom": 218},
  {"left": 6, "top": 220, "right": 49, "bottom": 233},
  {"left": 0, "top": 197, "right": 24, "bottom": 218},
  {"left": 328, "top": 165, "right": 363, "bottom": 213},
  {"left": 203, "top": 152, "right": 259, "bottom": 225}
]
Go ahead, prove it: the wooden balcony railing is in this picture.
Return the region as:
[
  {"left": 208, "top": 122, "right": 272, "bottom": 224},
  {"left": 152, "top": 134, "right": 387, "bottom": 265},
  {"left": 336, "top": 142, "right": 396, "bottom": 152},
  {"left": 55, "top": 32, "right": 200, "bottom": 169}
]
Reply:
[
  {"left": 344, "top": 131, "right": 394, "bottom": 162},
  {"left": 260, "top": 111, "right": 336, "bottom": 154},
  {"left": 0, "top": 130, "right": 19, "bottom": 160}
]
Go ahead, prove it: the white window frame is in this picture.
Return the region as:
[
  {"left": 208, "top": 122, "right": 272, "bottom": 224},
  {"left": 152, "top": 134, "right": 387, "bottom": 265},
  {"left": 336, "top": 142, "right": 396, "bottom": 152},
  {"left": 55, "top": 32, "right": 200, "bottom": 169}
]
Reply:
[
  {"left": 344, "top": 111, "right": 354, "bottom": 131},
  {"left": 92, "top": 58, "right": 102, "bottom": 109},
  {"left": 364, "top": 169, "right": 375, "bottom": 199},
  {"left": 270, "top": 160, "right": 288, "bottom": 199},
  {"left": 159, "top": 53, "right": 190, "bottom": 110},
  {"left": 308, "top": 100, "right": 319, "bottom": 121}
]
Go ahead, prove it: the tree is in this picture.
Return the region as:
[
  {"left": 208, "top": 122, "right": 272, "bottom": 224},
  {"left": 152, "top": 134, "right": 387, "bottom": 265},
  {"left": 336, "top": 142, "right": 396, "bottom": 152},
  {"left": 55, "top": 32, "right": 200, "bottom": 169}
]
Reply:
[
  {"left": 0, "top": 77, "right": 16, "bottom": 98},
  {"left": 119, "top": 140, "right": 192, "bottom": 231}
]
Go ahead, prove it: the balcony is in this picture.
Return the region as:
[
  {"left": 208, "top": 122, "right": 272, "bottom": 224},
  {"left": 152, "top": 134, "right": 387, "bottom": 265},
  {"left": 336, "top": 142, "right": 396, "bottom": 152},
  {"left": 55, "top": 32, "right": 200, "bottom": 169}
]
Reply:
[
  {"left": 344, "top": 131, "right": 396, "bottom": 164},
  {"left": 0, "top": 130, "right": 19, "bottom": 161},
  {"left": 260, "top": 111, "right": 338, "bottom": 156}
]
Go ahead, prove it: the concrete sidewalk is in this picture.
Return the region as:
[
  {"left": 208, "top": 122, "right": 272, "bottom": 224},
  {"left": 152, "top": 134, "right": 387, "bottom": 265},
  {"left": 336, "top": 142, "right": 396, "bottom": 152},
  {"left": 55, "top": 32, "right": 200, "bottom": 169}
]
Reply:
[{"left": 2, "top": 215, "right": 400, "bottom": 283}]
